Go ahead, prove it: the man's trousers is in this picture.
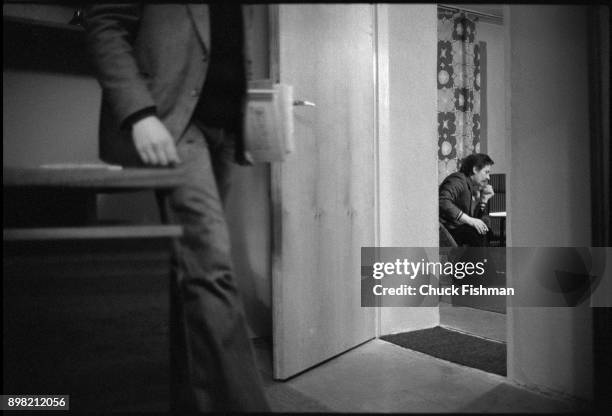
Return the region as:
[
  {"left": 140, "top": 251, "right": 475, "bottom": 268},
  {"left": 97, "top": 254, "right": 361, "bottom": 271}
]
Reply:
[{"left": 156, "top": 120, "right": 269, "bottom": 412}]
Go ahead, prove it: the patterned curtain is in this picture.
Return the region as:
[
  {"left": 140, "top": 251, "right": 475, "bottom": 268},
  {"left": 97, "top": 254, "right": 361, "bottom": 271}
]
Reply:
[{"left": 437, "top": 10, "right": 482, "bottom": 182}]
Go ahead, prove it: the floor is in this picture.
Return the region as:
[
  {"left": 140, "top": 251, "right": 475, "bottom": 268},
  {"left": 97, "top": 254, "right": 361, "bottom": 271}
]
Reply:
[
  {"left": 5, "top": 263, "right": 577, "bottom": 413},
  {"left": 256, "top": 338, "right": 580, "bottom": 413}
]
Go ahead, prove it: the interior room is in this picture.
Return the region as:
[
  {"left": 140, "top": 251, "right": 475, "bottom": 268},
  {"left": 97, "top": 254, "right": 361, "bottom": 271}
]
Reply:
[{"left": 3, "top": 3, "right": 610, "bottom": 413}]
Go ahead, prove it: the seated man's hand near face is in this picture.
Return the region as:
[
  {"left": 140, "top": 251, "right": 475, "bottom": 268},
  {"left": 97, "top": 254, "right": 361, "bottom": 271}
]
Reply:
[
  {"left": 480, "top": 184, "right": 494, "bottom": 203},
  {"left": 132, "top": 116, "right": 182, "bottom": 166}
]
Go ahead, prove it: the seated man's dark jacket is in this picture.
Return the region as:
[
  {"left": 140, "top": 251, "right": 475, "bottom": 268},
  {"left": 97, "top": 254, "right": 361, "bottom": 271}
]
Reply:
[{"left": 439, "top": 171, "right": 488, "bottom": 230}]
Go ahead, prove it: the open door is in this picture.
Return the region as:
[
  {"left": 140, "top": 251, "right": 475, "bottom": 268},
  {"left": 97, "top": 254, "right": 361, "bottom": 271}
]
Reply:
[{"left": 271, "top": 4, "right": 377, "bottom": 380}]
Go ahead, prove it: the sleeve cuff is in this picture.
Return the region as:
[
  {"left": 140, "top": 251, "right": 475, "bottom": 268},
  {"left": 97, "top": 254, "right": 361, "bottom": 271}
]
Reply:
[{"left": 121, "top": 106, "right": 157, "bottom": 130}]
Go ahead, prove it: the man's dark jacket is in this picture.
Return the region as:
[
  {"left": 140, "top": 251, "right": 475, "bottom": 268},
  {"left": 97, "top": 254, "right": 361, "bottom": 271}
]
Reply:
[
  {"left": 83, "top": 4, "right": 250, "bottom": 166},
  {"left": 439, "top": 171, "right": 487, "bottom": 230}
]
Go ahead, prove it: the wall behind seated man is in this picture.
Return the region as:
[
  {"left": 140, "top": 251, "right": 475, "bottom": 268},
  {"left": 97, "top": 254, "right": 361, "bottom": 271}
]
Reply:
[{"left": 478, "top": 20, "right": 508, "bottom": 175}]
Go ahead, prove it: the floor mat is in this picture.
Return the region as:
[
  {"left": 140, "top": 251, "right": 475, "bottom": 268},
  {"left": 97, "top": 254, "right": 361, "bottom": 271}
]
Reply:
[{"left": 381, "top": 326, "right": 506, "bottom": 376}]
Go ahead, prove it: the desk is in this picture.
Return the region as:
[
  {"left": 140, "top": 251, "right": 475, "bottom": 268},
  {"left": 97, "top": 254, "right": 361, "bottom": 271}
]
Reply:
[
  {"left": 3, "top": 166, "right": 184, "bottom": 411},
  {"left": 4, "top": 166, "right": 186, "bottom": 227},
  {"left": 489, "top": 211, "right": 506, "bottom": 247},
  {"left": 3, "top": 166, "right": 185, "bottom": 189}
]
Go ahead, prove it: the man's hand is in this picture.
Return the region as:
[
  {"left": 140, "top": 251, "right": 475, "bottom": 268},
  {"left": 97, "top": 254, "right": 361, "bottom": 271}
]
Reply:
[
  {"left": 480, "top": 184, "right": 494, "bottom": 203},
  {"left": 132, "top": 116, "right": 181, "bottom": 166},
  {"left": 468, "top": 217, "right": 489, "bottom": 235}
]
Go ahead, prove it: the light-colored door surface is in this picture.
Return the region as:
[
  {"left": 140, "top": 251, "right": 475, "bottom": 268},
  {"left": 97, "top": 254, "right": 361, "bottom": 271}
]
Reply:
[{"left": 271, "top": 4, "right": 377, "bottom": 380}]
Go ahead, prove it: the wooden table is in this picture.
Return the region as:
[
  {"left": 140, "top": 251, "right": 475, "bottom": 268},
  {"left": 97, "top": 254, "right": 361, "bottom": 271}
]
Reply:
[
  {"left": 3, "top": 166, "right": 186, "bottom": 227},
  {"left": 3, "top": 166, "right": 185, "bottom": 411},
  {"left": 3, "top": 166, "right": 186, "bottom": 189}
]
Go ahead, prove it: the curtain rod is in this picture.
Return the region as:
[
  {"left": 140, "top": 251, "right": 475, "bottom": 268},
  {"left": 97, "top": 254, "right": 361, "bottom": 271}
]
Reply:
[{"left": 438, "top": 4, "right": 504, "bottom": 24}]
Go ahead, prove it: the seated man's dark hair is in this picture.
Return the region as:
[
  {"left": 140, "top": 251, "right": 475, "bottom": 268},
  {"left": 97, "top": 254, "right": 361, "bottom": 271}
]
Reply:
[{"left": 458, "top": 153, "right": 494, "bottom": 176}]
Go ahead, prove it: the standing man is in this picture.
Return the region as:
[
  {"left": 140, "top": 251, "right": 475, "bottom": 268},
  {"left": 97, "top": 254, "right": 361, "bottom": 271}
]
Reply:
[
  {"left": 83, "top": 4, "right": 269, "bottom": 412},
  {"left": 439, "top": 153, "right": 495, "bottom": 247}
]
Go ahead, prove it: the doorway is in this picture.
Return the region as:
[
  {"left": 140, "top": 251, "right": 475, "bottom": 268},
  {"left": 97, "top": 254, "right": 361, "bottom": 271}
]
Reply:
[{"left": 436, "top": 4, "right": 508, "bottom": 362}]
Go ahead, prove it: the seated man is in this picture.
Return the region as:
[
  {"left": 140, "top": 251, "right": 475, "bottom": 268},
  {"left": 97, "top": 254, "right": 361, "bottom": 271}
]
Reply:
[{"left": 439, "top": 153, "right": 495, "bottom": 247}]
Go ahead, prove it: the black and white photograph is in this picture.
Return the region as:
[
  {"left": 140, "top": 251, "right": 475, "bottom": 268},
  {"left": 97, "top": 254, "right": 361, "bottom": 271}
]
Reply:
[{"left": 3, "top": 1, "right": 611, "bottom": 413}]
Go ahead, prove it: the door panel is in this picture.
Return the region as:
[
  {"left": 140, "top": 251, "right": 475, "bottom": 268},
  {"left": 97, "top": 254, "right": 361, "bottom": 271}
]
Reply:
[{"left": 272, "top": 4, "right": 376, "bottom": 380}]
